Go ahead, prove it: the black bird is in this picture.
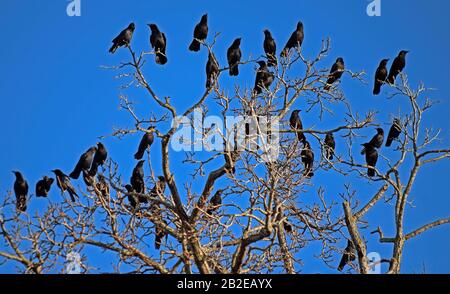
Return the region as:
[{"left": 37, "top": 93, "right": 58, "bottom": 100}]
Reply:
[
  {"left": 150, "top": 176, "right": 166, "bottom": 200},
  {"left": 289, "top": 110, "right": 306, "bottom": 144},
  {"left": 227, "top": 38, "right": 242, "bottom": 76},
  {"left": 362, "top": 143, "right": 379, "bottom": 177},
  {"left": 125, "top": 184, "right": 138, "bottom": 209},
  {"left": 373, "top": 59, "right": 389, "bottom": 95},
  {"left": 263, "top": 29, "right": 277, "bottom": 67},
  {"left": 130, "top": 160, "right": 146, "bottom": 198},
  {"left": 280, "top": 21, "right": 304, "bottom": 57},
  {"left": 207, "top": 189, "right": 223, "bottom": 215},
  {"left": 35, "top": 176, "right": 54, "bottom": 197},
  {"left": 89, "top": 142, "right": 108, "bottom": 176},
  {"left": 324, "top": 132, "right": 336, "bottom": 160},
  {"left": 388, "top": 50, "right": 409, "bottom": 84},
  {"left": 283, "top": 221, "right": 293, "bottom": 233},
  {"left": 189, "top": 14, "right": 208, "bottom": 52},
  {"left": 13, "top": 171, "right": 28, "bottom": 212},
  {"left": 324, "top": 57, "right": 345, "bottom": 90},
  {"left": 154, "top": 215, "right": 167, "bottom": 250},
  {"left": 301, "top": 141, "right": 314, "bottom": 178},
  {"left": 253, "top": 61, "right": 274, "bottom": 95},
  {"left": 148, "top": 24, "right": 168, "bottom": 65},
  {"left": 134, "top": 128, "right": 154, "bottom": 160},
  {"left": 109, "top": 23, "right": 135, "bottom": 54},
  {"left": 386, "top": 119, "right": 402, "bottom": 147},
  {"left": 69, "top": 146, "right": 97, "bottom": 179},
  {"left": 52, "top": 169, "right": 77, "bottom": 202},
  {"left": 206, "top": 51, "right": 220, "bottom": 88},
  {"left": 338, "top": 240, "right": 356, "bottom": 271},
  {"left": 361, "top": 128, "right": 384, "bottom": 154}
]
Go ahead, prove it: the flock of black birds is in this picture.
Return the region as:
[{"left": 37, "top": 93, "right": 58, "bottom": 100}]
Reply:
[{"left": 11, "top": 15, "right": 408, "bottom": 264}]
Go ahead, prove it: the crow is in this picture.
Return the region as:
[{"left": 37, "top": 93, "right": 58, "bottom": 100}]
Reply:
[
  {"left": 154, "top": 215, "right": 167, "bottom": 250},
  {"left": 69, "top": 146, "right": 97, "bottom": 179},
  {"left": 263, "top": 29, "right": 277, "bottom": 67},
  {"left": 386, "top": 119, "right": 402, "bottom": 147},
  {"left": 301, "top": 141, "right": 314, "bottom": 178},
  {"left": 227, "top": 38, "right": 242, "bottom": 76},
  {"left": 189, "top": 14, "right": 208, "bottom": 52},
  {"left": 148, "top": 24, "right": 167, "bottom": 65},
  {"left": 13, "top": 171, "right": 28, "bottom": 212},
  {"left": 150, "top": 176, "right": 166, "bottom": 200},
  {"left": 289, "top": 109, "right": 306, "bottom": 144},
  {"left": 35, "top": 176, "right": 54, "bottom": 197},
  {"left": 388, "top": 50, "right": 409, "bottom": 84},
  {"left": 373, "top": 59, "right": 389, "bottom": 95},
  {"left": 362, "top": 143, "right": 379, "bottom": 177},
  {"left": 361, "top": 128, "right": 384, "bottom": 154},
  {"left": 89, "top": 142, "right": 108, "bottom": 176},
  {"left": 130, "top": 160, "right": 145, "bottom": 198},
  {"left": 134, "top": 128, "right": 154, "bottom": 160},
  {"left": 324, "top": 57, "right": 345, "bottom": 90},
  {"left": 109, "top": 23, "right": 135, "bottom": 54},
  {"left": 283, "top": 221, "right": 293, "bottom": 233},
  {"left": 206, "top": 51, "right": 219, "bottom": 88},
  {"left": 324, "top": 132, "right": 336, "bottom": 160},
  {"left": 338, "top": 240, "right": 356, "bottom": 271},
  {"left": 207, "top": 189, "right": 223, "bottom": 215},
  {"left": 253, "top": 61, "right": 274, "bottom": 95},
  {"left": 280, "top": 21, "right": 304, "bottom": 57},
  {"left": 125, "top": 184, "right": 138, "bottom": 209},
  {"left": 52, "top": 169, "right": 77, "bottom": 202}
]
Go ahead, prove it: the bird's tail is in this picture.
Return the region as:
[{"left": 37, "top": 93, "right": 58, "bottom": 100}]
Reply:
[
  {"left": 134, "top": 150, "right": 144, "bottom": 160},
  {"left": 373, "top": 83, "right": 381, "bottom": 95},
  {"left": 67, "top": 188, "right": 77, "bottom": 202},
  {"left": 189, "top": 39, "right": 201, "bottom": 52},
  {"left": 109, "top": 44, "right": 118, "bottom": 54},
  {"left": 385, "top": 138, "right": 393, "bottom": 147},
  {"left": 229, "top": 64, "right": 239, "bottom": 76},
  {"left": 89, "top": 162, "right": 98, "bottom": 177},
  {"left": 69, "top": 168, "right": 81, "bottom": 180},
  {"left": 156, "top": 52, "right": 168, "bottom": 65},
  {"left": 368, "top": 167, "right": 375, "bottom": 177},
  {"left": 297, "top": 132, "right": 306, "bottom": 144}
]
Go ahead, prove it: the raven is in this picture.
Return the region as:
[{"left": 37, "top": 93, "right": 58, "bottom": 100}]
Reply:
[
  {"left": 227, "top": 38, "right": 242, "bottom": 76},
  {"left": 109, "top": 23, "right": 135, "bottom": 54},
  {"left": 338, "top": 240, "right": 356, "bottom": 271},
  {"left": 148, "top": 24, "right": 168, "bottom": 65},
  {"left": 36, "top": 176, "right": 54, "bottom": 197},
  {"left": 263, "top": 29, "right": 277, "bottom": 67},
  {"left": 134, "top": 128, "right": 154, "bottom": 160},
  {"left": 13, "top": 171, "right": 28, "bottom": 212},
  {"left": 289, "top": 110, "right": 306, "bottom": 144},
  {"left": 281, "top": 21, "right": 304, "bottom": 57},
  {"left": 189, "top": 14, "right": 208, "bottom": 52},
  {"left": 388, "top": 50, "right": 409, "bottom": 84},
  {"left": 206, "top": 51, "right": 220, "bottom": 88},
  {"left": 52, "top": 169, "right": 78, "bottom": 202},
  {"left": 324, "top": 132, "right": 336, "bottom": 160},
  {"left": 324, "top": 57, "right": 345, "bottom": 91},
  {"left": 69, "top": 146, "right": 97, "bottom": 179},
  {"left": 373, "top": 59, "right": 389, "bottom": 95},
  {"left": 386, "top": 119, "right": 402, "bottom": 147}
]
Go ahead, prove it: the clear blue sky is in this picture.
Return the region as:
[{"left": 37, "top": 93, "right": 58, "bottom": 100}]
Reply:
[{"left": 1, "top": 0, "right": 449, "bottom": 273}]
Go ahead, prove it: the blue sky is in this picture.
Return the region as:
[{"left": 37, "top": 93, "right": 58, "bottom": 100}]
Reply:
[{"left": 1, "top": 0, "right": 450, "bottom": 273}]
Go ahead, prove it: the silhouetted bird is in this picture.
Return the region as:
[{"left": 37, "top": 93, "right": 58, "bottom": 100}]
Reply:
[
  {"left": 263, "top": 29, "right": 277, "bottom": 67},
  {"left": 150, "top": 176, "right": 166, "bottom": 200},
  {"left": 281, "top": 21, "right": 304, "bottom": 57},
  {"left": 13, "top": 171, "right": 28, "bottom": 212},
  {"left": 324, "top": 57, "right": 345, "bottom": 90},
  {"left": 36, "top": 176, "right": 54, "bottom": 197},
  {"left": 109, "top": 23, "right": 135, "bottom": 54},
  {"left": 206, "top": 51, "right": 219, "bottom": 88},
  {"left": 324, "top": 132, "right": 336, "bottom": 160},
  {"left": 362, "top": 143, "right": 378, "bottom": 177},
  {"left": 207, "top": 189, "right": 223, "bottom": 215},
  {"left": 227, "top": 38, "right": 242, "bottom": 76},
  {"left": 386, "top": 119, "right": 402, "bottom": 147},
  {"left": 89, "top": 142, "right": 108, "bottom": 176},
  {"left": 125, "top": 184, "right": 138, "bottom": 209},
  {"left": 283, "top": 221, "right": 293, "bottom": 233},
  {"left": 338, "top": 240, "right": 356, "bottom": 271},
  {"left": 301, "top": 141, "right": 314, "bottom": 178},
  {"left": 189, "top": 14, "right": 208, "bottom": 52},
  {"left": 52, "top": 169, "right": 77, "bottom": 202},
  {"left": 388, "top": 50, "right": 409, "bottom": 84},
  {"left": 253, "top": 61, "right": 274, "bottom": 95},
  {"left": 289, "top": 110, "right": 306, "bottom": 144},
  {"left": 130, "top": 160, "right": 145, "bottom": 198},
  {"left": 148, "top": 24, "right": 167, "bottom": 65},
  {"left": 154, "top": 215, "right": 167, "bottom": 250},
  {"left": 373, "top": 59, "right": 389, "bottom": 95},
  {"left": 69, "top": 146, "right": 97, "bottom": 179},
  {"left": 361, "top": 128, "right": 384, "bottom": 154},
  {"left": 134, "top": 128, "right": 154, "bottom": 160}
]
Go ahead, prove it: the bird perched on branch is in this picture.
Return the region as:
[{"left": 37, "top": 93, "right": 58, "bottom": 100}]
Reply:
[
  {"left": 189, "top": 14, "right": 208, "bottom": 52},
  {"left": 324, "top": 132, "right": 336, "bottom": 160},
  {"left": 134, "top": 128, "right": 154, "bottom": 160},
  {"left": 324, "top": 57, "right": 345, "bottom": 91},
  {"left": 386, "top": 119, "right": 402, "bottom": 147},
  {"left": 373, "top": 59, "right": 389, "bottom": 95},
  {"left": 109, "top": 23, "right": 135, "bottom": 54},
  {"left": 130, "top": 160, "right": 146, "bottom": 199},
  {"left": 89, "top": 142, "right": 108, "bottom": 176},
  {"left": 362, "top": 143, "right": 378, "bottom": 177},
  {"left": 227, "top": 38, "right": 242, "bottom": 76},
  {"left": 69, "top": 146, "right": 97, "bottom": 179},
  {"left": 207, "top": 189, "right": 223, "bottom": 215},
  {"left": 52, "top": 169, "right": 77, "bottom": 202},
  {"left": 206, "top": 51, "right": 219, "bottom": 88},
  {"left": 148, "top": 24, "right": 168, "bottom": 65},
  {"left": 125, "top": 184, "right": 138, "bottom": 209},
  {"left": 253, "top": 61, "right": 274, "bottom": 95},
  {"left": 13, "top": 171, "right": 28, "bottom": 212},
  {"left": 263, "top": 29, "right": 277, "bottom": 67},
  {"left": 388, "top": 50, "right": 409, "bottom": 84},
  {"left": 289, "top": 110, "right": 306, "bottom": 144},
  {"left": 281, "top": 21, "right": 304, "bottom": 57},
  {"left": 36, "top": 176, "right": 54, "bottom": 197},
  {"left": 301, "top": 141, "right": 314, "bottom": 178},
  {"left": 338, "top": 240, "right": 356, "bottom": 271},
  {"left": 361, "top": 128, "right": 384, "bottom": 154}
]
